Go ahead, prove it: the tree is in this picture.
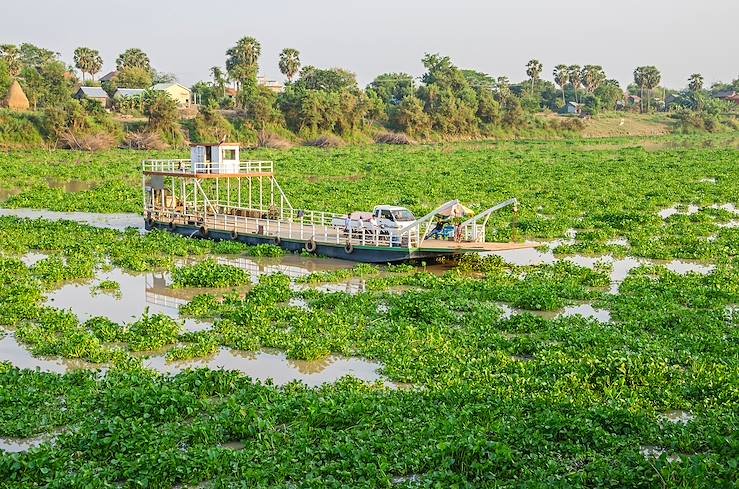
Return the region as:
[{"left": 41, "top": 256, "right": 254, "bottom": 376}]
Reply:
[
  {"left": 391, "top": 95, "right": 432, "bottom": 137},
  {"left": 295, "top": 66, "right": 358, "bottom": 92},
  {"left": 226, "top": 36, "right": 261, "bottom": 90},
  {"left": 0, "top": 44, "right": 21, "bottom": 76},
  {"left": 73, "top": 47, "right": 103, "bottom": 81},
  {"left": 526, "top": 59, "right": 542, "bottom": 92},
  {"left": 0, "top": 59, "right": 11, "bottom": 97},
  {"left": 635, "top": 66, "right": 661, "bottom": 112},
  {"left": 496, "top": 76, "right": 511, "bottom": 103},
  {"left": 553, "top": 64, "right": 569, "bottom": 107},
  {"left": 593, "top": 80, "right": 623, "bottom": 111},
  {"left": 210, "top": 66, "right": 227, "bottom": 99},
  {"left": 112, "top": 66, "right": 153, "bottom": 89},
  {"left": 581, "top": 65, "right": 606, "bottom": 94},
  {"left": 568, "top": 65, "right": 582, "bottom": 103},
  {"left": 19, "top": 44, "right": 58, "bottom": 68},
  {"left": 688, "top": 73, "right": 703, "bottom": 92},
  {"left": 367, "top": 73, "right": 415, "bottom": 105},
  {"left": 278, "top": 48, "right": 301, "bottom": 82},
  {"left": 633, "top": 67, "right": 645, "bottom": 112},
  {"left": 143, "top": 89, "right": 179, "bottom": 136},
  {"left": 116, "top": 48, "right": 151, "bottom": 72}
]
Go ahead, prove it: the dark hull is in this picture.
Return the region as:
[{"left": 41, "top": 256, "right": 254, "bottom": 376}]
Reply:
[{"left": 146, "top": 221, "right": 451, "bottom": 263}]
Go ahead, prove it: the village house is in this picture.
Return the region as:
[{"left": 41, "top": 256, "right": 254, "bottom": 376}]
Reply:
[
  {"left": 714, "top": 90, "right": 739, "bottom": 105},
  {"left": 99, "top": 71, "right": 117, "bottom": 83},
  {"left": 152, "top": 82, "right": 192, "bottom": 107},
  {"left": 566, "top": 101, "right": 582, "bottom": 114},
  {"left": 74, "top": 86, "right": 110, "bottom": 107},
  {"left": 257, "top": 75, "right": 285, "bottom": 93}
]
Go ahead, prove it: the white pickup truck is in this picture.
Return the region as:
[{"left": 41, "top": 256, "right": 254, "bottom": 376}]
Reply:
[{"left": 332, "top": 205, "right": 416, "bottom": 231}]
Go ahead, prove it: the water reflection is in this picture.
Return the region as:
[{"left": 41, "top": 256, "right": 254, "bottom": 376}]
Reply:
[
  {"left": 0, "top": 208, "right": 143, "bottom": 231},
  {"left": 143, "top": 348, "right": 385, "bottom": 386},
  {"left": 0, "top": 334, "right": 99, "bottom": 374},
  {"left": 0, "top": 431, "right": 60, "bottom": 453}
]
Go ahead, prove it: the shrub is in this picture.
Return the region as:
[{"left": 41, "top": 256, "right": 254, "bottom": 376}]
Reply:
[
  {"left": 120, "top": 131, "right": 168, "bottom": 150},
  {"left": 374, "top": 132, "right": 414, "bottom": 145},
  {"left": 304, "top": 134, "right": 345, "bottom": 148}
]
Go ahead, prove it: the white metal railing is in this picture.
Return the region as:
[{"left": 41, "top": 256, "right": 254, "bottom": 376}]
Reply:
[
  {"left": 144, "top": 206, "right": 421, "bottom": 249},
  {"left": 142, "top": 159, "right": 274, "bottom": 175}
]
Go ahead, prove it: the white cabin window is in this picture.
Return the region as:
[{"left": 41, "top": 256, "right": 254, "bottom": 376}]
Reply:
[{"left": 222, "top": 148, "right": 236, "bottom": 161}]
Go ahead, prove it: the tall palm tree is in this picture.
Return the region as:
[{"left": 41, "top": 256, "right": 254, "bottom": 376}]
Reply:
[
  {"left": 278, "top": 48, "right": 301, "bottom": 83},
  {"left": 74, "top": 47, "right": 103, "bottom": 81},
  {"left": 688, "top": 73, "right": 703, "bottom": 92},
  {"left": 581, "top": 65, "right": 606, "bottom": 94},
  {"left": 526, "top": 59, "right": 542, "bottom": 92},
  {"left": 88, "top": 50, "right": 103, "bottom": 81},
  {"left": 116, "top": 48, "right": 150, "bottom": 72},
  {"left": 633, "top": 67, "right": 645, "bottom": 112},
  {"left": 640, "top": 66, "right": 661, "bottom": 112},
  {"left": 226, "top": 36, "right": 261, "bottom": 89},
  {"left": 553, "top": 64, "right": 569, "bottom": 107},
  {"left": 568, "top": 65, "right": 582, "bottom": 103}
]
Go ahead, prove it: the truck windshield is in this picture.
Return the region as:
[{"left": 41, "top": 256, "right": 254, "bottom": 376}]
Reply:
[{"left": 392, "top": 209, "right": 415, "bottom": 221}]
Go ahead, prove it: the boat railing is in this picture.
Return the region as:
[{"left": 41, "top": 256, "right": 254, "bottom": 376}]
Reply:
[
  {"left": 143, "top": 159, "right": 274, "bottom": 175},
  {"left": 145, "top": 207, "right": 421, "bottom": 249}
]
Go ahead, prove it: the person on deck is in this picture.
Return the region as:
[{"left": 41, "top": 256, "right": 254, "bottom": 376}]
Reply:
[
  {"left": 427, "top": 220, "right": 445, "bottom": 239},
  {"left": 343, "top": 214, "right": 352, "bottom": 233}
]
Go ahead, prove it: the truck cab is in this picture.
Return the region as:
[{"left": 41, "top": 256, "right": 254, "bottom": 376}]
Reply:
[{"left": 372, "top": 205, "right": 416, "bottom": 229}]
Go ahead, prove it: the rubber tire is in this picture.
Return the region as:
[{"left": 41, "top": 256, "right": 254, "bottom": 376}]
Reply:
[
  {"left": 344, "top": 242, "right": 354, "bottom": 254},
  {"left": 199, "top": 226, "right": 209, "bottom": 237},
  {"left": 274, "top": 236, "right": 282, "bottom": 246},
  {"left": 304, "top": 239, "right": 317, "bottom": 253},
  {"left": 230, "top": 229, "right": 238, "bottom": 240},
  {"left": 146, "top": 217, "right": 154, "bottom": 227},
  {"left": 168, "top": 221, "right": 176, "bottom": 231}
]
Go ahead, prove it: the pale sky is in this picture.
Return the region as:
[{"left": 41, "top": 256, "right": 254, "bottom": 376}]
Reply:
[{"left": 3, "top": 0, "right": 737, "bottom": 89}]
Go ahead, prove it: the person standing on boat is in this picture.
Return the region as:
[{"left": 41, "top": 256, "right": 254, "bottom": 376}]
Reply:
[
  {"left": 344, "top": 214, "right": 352, "bottom": 234},
  {"left": 368, "top": 214, "right": 379, "bottom": 241}
]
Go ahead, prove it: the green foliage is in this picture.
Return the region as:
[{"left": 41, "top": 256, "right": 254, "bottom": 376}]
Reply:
[
  {"left": 126, "top": 313, "right": 181, "bottom": 351},
  {"left": 172, "top": 260, "right": 251, "bottom": 288}
]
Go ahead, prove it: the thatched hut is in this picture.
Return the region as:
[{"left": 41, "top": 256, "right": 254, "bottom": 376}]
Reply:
[{"left": 2, "top": 80, "right": 30, "bottom": 111}]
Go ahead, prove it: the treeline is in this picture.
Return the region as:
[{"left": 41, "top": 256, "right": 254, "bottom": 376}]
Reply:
[
  {"left": 0, "top": 44, "right": 182, "bottom": 149},
  {"left": 1, "top": 40, "right": 737, "bottom": 150}
]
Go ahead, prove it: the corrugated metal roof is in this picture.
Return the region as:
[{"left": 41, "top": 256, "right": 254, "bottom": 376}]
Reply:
[
  {"left": 77, "top": 86, "right": 109, "bottom": 98},
  {"left": 114, "top": 88, "right": 146, "bottom": 98},
  {"left": 152, "top": 82, "right": 191, "bottom": 93}
]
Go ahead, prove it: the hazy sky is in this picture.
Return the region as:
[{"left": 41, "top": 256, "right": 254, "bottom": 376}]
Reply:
[{"left": 3, "top": 0, "right": 738, "bottom": 89}]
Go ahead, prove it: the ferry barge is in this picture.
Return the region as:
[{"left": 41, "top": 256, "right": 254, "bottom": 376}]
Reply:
[{"left": 142, "top": 143, "right": 533, "bottom": 263}]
